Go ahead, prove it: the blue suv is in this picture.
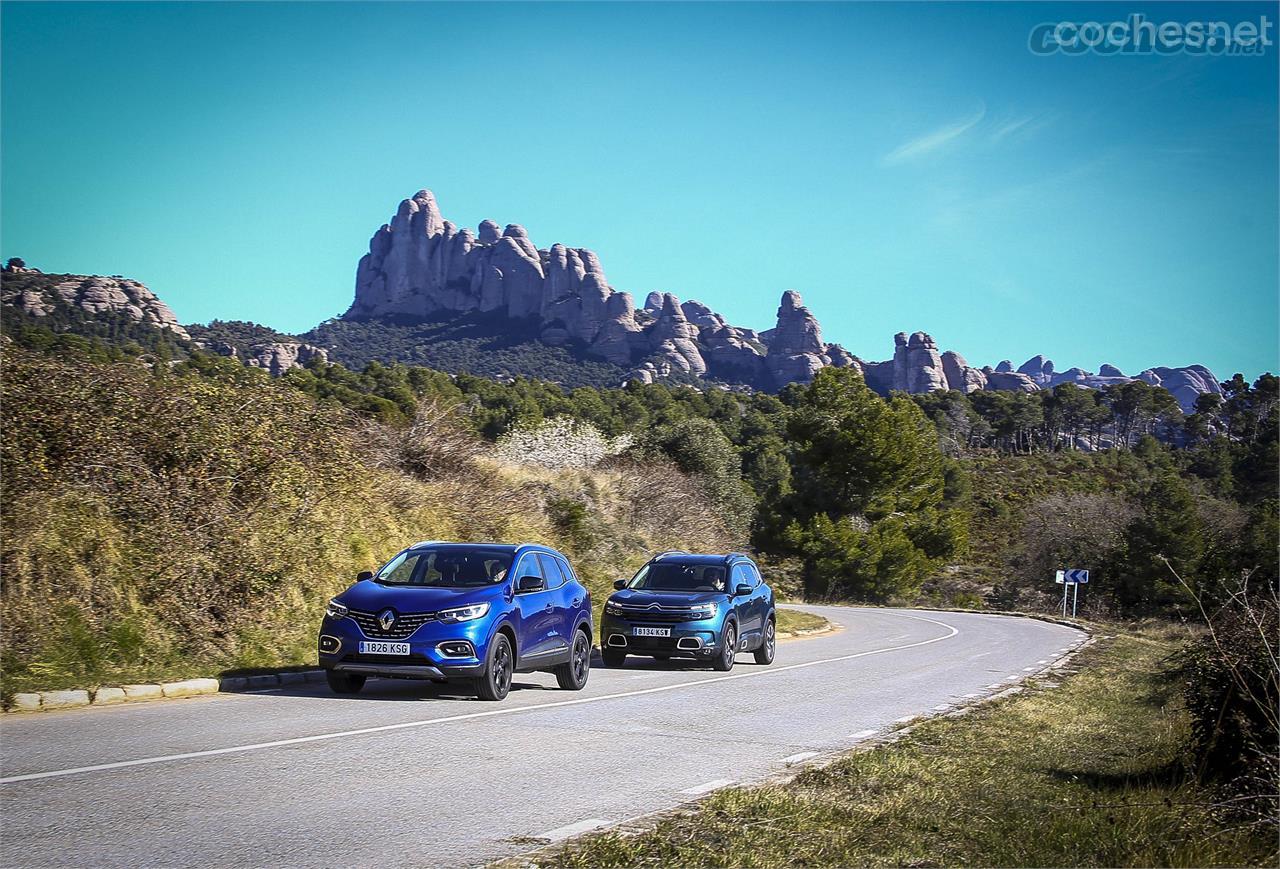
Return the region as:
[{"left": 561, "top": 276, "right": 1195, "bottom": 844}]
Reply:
[
  {"left": 600, "top": 551, "right": 775, "bottom": 671},
  {"left": 319, "top": 542, "right": 592, "bottom": 701}
]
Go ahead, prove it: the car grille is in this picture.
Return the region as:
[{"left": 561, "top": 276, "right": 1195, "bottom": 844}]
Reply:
[
  {"left": 348, "top": 608, "right": 437, "bottom": 640},
  {"left": 613, "top": 605, "right": 707, "bottom": 623}
]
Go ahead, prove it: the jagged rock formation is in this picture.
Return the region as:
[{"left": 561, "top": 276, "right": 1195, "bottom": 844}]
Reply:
[
  {"left": 193, "top": 338, "right": 329, "bottom": 376},
  {"left": 341, "top": 189, "right": 1224, "bottom": 406},
  {"left": 345, "top": 189, "right": 852, "bottom": 389},
  {"left": 3, "top": 273, "right": 190, "bottom": 340},
  {"left": 1138, "top": 365, "right": 1223, "bottom": 411},
  {"left": 941, "top": 350, "right": 987, "bottom": 394}
]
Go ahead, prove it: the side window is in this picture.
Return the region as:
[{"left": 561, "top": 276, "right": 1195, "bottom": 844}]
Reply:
[
  {"left": 514, "top": 554, "right": 543, "bottom": 586},
  {"left": 731, "top": 564, "right": 751, "bottom": 589},
  {"left": 537, "top": 554, "right": 566, "bottom": 590},
  {"left": 554, "top": 556, "right": 576, "bottom": 585},
  {"left": 748, "top": 564, "right": 763, "bottom": 588}
]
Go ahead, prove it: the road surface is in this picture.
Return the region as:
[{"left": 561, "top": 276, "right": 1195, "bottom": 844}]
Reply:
[{"left": 0, "top": 606, "right": 1084, "bottom": 867}]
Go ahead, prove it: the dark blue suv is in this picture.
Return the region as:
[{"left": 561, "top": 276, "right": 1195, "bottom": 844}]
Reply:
[
  {"left": 319, "top": 542, "right": 592, "bottom": 701},
  {"left": 600, "top": 551, "right": 775, "bottom": 671}
]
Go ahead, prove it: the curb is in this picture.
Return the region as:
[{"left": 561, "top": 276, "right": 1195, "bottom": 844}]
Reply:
[
  {"left": 4, "top": 671, "right": 328, "bottom": 714},
  {"left": 6, "top": 611, "right": 846, "bottom": 715}
]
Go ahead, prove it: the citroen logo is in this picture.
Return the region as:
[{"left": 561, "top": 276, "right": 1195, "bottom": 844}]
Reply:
[
  {"left": 646, "top": 603, "right": 660, "bottom": 610},
  {"left": 378, "top": 609, "right": 396, "bottom": 631}
]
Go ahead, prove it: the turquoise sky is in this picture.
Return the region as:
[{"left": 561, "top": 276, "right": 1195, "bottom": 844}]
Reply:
[{"left": 3, "top": 1, "right": 1276, "bottom": 378}]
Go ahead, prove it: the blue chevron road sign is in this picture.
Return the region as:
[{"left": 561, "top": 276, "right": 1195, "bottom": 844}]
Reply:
[{"left": 1064, "top": 569, "right": 1089, "bottom": 584}]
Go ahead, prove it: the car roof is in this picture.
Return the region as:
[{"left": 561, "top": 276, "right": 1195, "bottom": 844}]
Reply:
[
  {"left": 405, "top": 541, "right": 561, "bottom": 556},
  {"left": 652, "top": 552, "right": 754, "bottom": 566}
]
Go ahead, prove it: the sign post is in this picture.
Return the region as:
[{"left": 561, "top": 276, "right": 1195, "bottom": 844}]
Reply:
[{"left": 1056, "top": 569, "right": 1089, "bottom": 617}]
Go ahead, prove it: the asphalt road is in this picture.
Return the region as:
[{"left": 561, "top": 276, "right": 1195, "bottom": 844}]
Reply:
[{"left": 0, "top": 606, "right": 1084, "bottom": 868}]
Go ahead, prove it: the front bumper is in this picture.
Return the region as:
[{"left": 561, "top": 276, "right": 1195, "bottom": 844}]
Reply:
[
  {"left": 318, "top": 614, "right": 491, "bottom": 681},
  {"left": 600, "top": 613, "right": 723, "bottom": 657}
]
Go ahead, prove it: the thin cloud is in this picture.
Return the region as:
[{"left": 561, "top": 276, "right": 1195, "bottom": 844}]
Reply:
[
  {"left": 991, "top": 117, "right": 1032, "bottom": 142},
  {"left": 881, "top": 104, "right": 986, "bottom": 166},
  {"left": 990, "top": 113, "right": 1053, "bottom": 144}
]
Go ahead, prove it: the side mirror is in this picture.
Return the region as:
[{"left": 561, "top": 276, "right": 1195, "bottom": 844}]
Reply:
[
  {"left": 517, "top": 574, "right": 545, "bottom": 593},
  {"left": 357, "top": 570, "right": 375, "bottom": 582},
  {"left": 613, "top": 578, "right": 628, "bottom": 590},
  {"left": 736, "top": 583, "right": 752, "bottom": 596}
]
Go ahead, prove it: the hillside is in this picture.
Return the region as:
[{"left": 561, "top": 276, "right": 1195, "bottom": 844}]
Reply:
[
  {"left": 0, "top": 344, "right": 737, "bottom": 692},
  {"left": 304, "top": 311, "right": 632, "bottom": 389}
]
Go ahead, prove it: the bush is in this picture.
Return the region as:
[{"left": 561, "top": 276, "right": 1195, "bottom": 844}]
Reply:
[{"left": 1179, "top": 573, "right": 1278, "bottom": 825}]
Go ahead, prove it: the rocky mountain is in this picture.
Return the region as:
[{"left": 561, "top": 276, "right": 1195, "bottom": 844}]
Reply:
[
  {"left": 343, "top": 189, "right": 1223, "bottom": 409},
  {"left": 0, "top": 193, "right": 1227, "bottom": 411},
  {"left": 2, "top": 264, "right": 327, "bottom": 375},
  {"left": 345, "top": 189, "right": 857, "bottom": 390},
  {"left": 3, "top": 267, "right": 192, "bottom": 339}
]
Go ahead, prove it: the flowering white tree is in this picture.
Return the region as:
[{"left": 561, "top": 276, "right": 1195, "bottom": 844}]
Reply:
[{"left": 494, "top": 417, "right": 632, "bottom": 470}]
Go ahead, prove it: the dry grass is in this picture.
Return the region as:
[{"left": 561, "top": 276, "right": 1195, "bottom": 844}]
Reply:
[{"left": 543, "top": 626, "right": 1277, "bottom": 868}]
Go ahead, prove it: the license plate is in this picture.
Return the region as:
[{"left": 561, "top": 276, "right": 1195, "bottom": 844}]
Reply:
[
  {"left": 633, "top": 626, "right": 671, "bottom": 638},
  {"left": 359, "top": 641, "right": 409, "bottom": 655}
]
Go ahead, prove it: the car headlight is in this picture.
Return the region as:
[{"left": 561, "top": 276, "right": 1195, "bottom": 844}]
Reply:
[
  {"left": 325, "top": 598, "right": 349, "bottom": 620},
  {"left": 691, "top": 603, "right": 718, "bottom": 619},
  {"left": 604, "top": 600, "right": 625, "bottom": 616},
  {"left": 437, "top": 602, "right": 491, "bottom": 623}
]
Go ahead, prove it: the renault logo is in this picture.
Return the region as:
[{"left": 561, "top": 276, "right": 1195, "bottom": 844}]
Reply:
[{"left": 378, "top": 609, "right": 396, "bottom": 631}]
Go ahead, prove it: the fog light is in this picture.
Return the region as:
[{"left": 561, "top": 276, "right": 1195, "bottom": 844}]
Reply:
[
  {"left": 319, "top": 635, "right": 341, "bottom": 654},
  {"left": 436, "top": 641, "right": 475, "bottom": 658}
]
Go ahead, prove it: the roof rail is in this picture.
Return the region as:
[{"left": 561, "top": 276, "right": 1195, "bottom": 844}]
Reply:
[
  {"left": 411, "top": 540, "right": 447, "bottom": 548},
  {"left": 653, "top": 549, "right": 691, "bottom": 560}
]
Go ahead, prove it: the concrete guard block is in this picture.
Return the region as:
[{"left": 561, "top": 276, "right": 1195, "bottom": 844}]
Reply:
[
  {"left": 9, "top": 693, "right": 41, "bottom": 712},
  {"left": 122, "top": 684, "right": 164, "bottom": 702},
  {"left": 92, "top": 687, "right": 128, "bottom": 706},
  {"left": 40, "top": 689, "right": 91, "bottom": 710},
  {"left": 162, "top": 678, "right": 220, "bottom": 698}
]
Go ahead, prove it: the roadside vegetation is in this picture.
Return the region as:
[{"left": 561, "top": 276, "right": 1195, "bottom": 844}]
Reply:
[
  {"left": 544, "top": 625, "right": 1278, "bottom": 869},
  {"left": 0, "top": 345, "right": 735, "bottom": 694}
]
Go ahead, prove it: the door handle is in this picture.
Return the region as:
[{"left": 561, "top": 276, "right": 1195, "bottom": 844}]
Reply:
[
  {"left": 571, "top": 598, "right": 582, "bottom": 607},
  {"left": 545, "top": 603, "right": 554, "bottom": 613}
]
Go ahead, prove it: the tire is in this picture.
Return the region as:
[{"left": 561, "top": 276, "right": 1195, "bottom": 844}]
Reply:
[
  {"left": 555, "top": 629, "right": 591, "bottom": 691},
  {"left": 713, "top": 623, "right": 737, "bottom": 672},
  {"left": 602, "top": 648, "right": 627, "bottom": 668},
  {"left": 753, "top": 617, "right": 776, "bottom": 665},
  {"left": 475, "top": 633, "right": 514, "bottom": 701},
  {"left": 325, "top": 669, "right": 366, "bottom": 694}
]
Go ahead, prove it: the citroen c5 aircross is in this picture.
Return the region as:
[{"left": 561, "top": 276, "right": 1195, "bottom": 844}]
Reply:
[
  {"left": 319, "top": 542, "right": 592, "bottom": 701},
  {"left": 600, "top": 551, "right": 775, "bottom": 671}
]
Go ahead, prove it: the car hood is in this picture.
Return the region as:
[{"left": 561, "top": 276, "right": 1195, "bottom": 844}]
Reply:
[
  {"left": 337, "top": 580, "right": 502, "bottom": 612},
  {"left": 609, "top": 589, "right": 724, "bottom": 607}
]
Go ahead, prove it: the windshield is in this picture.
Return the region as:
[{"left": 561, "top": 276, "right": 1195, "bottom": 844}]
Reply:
[
  {"left": 627, "top": 562, "right": 727, "bottom": 593},
  {"left": 375, "top": 547, "right": 513, "bottom": 588}
]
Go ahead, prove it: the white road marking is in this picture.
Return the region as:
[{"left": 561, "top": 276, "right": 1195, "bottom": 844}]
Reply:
[
  {"left": 680, "top": 778, "right": 734, "bottom": 796},
  {"left": 933, "top": 704, "right": 951, "bottom": 711},
  {"left": 895, "top": 716, "right": 917, "bottom": 724},
  {"left": 1005, "top": 675, "right": 1021, "bottom": 681},
  {"left": 963, "top": 693, "right": 980, "bottom": 699},
  {"left": 985, "top": 684, "right": 1003, "bottom": 690},
  {"left": 780, "top": 751, "right": 818, "bottom": 765},
  {"left": 1022, "top": 666, "right": 1037, "bottom": 671},
  {"left": 536, "top": 818, "right": 609, "bottom": 842},
  {"left": 1036, "top": 660, "right": 1048, "bottom": 664},
  {"left": 0, "top": 612, "right": 963, "bottom": 785},
  {"left": 848, "top": 729, "right": 879, "bottom": 740}
]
